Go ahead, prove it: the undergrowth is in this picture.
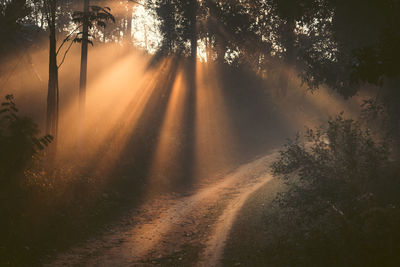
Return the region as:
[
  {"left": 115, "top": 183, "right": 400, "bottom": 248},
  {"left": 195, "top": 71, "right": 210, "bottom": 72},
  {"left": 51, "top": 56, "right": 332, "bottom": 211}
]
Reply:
[
  {"left": 265, "top": 112, "right": 400, "bottom": 266},
  {"left": 0, "top": 95, "right": 144, "bottom": 266}
]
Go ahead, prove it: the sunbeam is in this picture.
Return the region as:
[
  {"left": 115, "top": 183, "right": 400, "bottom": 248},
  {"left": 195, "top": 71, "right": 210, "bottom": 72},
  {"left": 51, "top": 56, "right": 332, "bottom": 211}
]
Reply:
[
  {"left": 147, "top": 70, "right": 186, "bottom": 193},
  {"left": 194, "top": 61, "right": 237, "bottom": 180}
]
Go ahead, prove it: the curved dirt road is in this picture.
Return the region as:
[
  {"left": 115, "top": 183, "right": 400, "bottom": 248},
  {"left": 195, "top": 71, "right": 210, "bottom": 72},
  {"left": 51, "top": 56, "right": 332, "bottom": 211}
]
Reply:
[{"left": 48, "top": 153, "right": 276, "bottom": 266}]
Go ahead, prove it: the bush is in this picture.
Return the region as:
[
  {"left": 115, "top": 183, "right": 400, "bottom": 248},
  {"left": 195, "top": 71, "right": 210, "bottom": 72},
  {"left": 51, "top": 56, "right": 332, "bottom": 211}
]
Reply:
[
  {"left": 266, "top": 113, "right": 400, "bottom": 266},
  {"left": 0, "top": 94, "right": 52, "bottom": 182},
  {"left": 0, "top": 95, "right": 145, "bottom": 265},
  {"left": 0, "top": 94, "right": 54, "bottom": 265}
]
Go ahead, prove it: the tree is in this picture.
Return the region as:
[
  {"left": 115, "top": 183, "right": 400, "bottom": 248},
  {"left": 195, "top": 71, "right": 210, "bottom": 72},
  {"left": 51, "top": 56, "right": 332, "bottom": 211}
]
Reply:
[
  {"left": 271, "top": 0, "right": 400, "bottom": 146},
  {"left": 72, "top": 4, "right": 115, "bottom": 147},
  {"left": 32, "top": 0, "right": 115, "bottom": 159},
  {"left": 43, "top": 0, "right": 59, "bottom": 159},
  {"left": 266, "top": 113, "right": 400, "bottom": 266},
  {"left": 0, "top": 0, "right": 31, "bottom": 52},
  {"left": 79, "top": 0, "right": 89, "bottom": 148}
]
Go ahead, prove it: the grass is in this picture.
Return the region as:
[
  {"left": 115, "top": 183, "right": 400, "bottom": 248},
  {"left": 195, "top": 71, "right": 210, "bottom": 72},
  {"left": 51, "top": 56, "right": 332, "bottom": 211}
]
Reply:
[{"left": 221, "top": 178, "right": 285, "bottom": 266}]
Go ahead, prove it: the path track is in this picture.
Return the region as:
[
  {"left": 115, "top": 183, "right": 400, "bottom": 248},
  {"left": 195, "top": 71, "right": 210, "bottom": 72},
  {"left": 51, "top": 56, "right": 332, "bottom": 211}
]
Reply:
[{"left": 49, "top": 153, "right": 276, "bottom": 266}]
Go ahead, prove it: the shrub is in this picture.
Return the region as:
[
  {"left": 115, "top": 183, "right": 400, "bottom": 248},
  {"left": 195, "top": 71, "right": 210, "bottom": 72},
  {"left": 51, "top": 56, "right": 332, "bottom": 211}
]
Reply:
[
  {"left": 267, "top": 113, "right": 400, "bottom": 266},
  {"left": 0, "top": 94, "right": 52, "bottom": 182}
]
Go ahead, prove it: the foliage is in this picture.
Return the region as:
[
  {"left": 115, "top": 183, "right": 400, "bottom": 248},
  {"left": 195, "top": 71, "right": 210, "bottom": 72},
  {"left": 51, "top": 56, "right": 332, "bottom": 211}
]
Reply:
[
  {"left": 0, "top": 96, "right": 145, "bottom": 266},
  {"left": 0, "top": 95, "right": 52, "bottom": 181},
  {"left": 266, "top": 114, "right": 400, "bottom": 266},
  {"left": 0, "top": 0, "right": 35, "bottom": 54},
  {"left": 72, "top": 5, "right": 115, "bottom": 45},
  {"left": 0, "top": 0, "right": 30, "bottom": 26}
]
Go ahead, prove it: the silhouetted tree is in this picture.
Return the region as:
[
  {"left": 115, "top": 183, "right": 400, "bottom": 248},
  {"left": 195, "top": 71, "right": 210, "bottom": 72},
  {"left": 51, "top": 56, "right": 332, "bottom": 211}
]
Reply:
[
  {"left": 270, "top": 0, "right": 400, "bottom": 146},
  {"left": 267, "top": 113, "right": 400, "bottom": 266},
  {"left": 0, "top": 0, "right": 31, "bottom": 45},
  {"left": 43, "top": 0, "right": 58, "bottom": 159},
  {"left": 72, "top": 4, "right": 114, "bottom": 147}
]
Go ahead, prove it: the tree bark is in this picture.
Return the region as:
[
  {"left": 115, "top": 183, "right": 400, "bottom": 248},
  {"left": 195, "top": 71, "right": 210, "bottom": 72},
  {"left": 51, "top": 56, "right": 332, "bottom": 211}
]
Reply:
[
  {"left": 46, "top": 0, "right": 59, "bottom": 159},
  {"left": 279, "top": 20, "right": 296, "bottom": 97},
  {"left": 181, "top": 0, "right": 198, "bottom": 184},
  {"left": 189, "top": 0, "right": 197, "bottom": 62},
  {"left": 78, "top": 0, "right": 89, "bottom": 148}
]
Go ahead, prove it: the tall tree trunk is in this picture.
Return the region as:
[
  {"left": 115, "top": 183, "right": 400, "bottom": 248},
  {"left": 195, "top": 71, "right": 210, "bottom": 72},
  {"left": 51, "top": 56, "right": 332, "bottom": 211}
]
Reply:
[
  {"left": 46, "top": 0, "right": 59, "bottom": 159},
  {"left": 181, "top": 0, "right": 198, "bottom": 183},
  {"left": 214, "top": 32, "right": 227, "bottom": 64},
  {"left": 102, "top": 26, "right": 106, "bottom": 42},
  {"left": 279, "top": 20, "right": 296, "bottom": 97},
  {"left": 205, "top": 36, "right": 209, "bottom": 62},
  {"left": 187, "top": 0, "right": 198, "bottom": 96},
  {"left": 125, "top": 1, "right": 133, "bottom": 45},
  {"left": 189, "top": 0, "right": 197, "bottom": 63},
  {"left": 78, "top": 0, "right": 89, "bottom": 148},
  {"left": 144, "top": 25, "right": 148, "bottom": 50}
]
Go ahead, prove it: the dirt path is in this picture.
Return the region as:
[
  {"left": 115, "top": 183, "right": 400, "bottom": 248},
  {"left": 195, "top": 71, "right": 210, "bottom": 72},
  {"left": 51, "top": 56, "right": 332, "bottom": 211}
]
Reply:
[{"left": 48, "top": 153, "right": 276, "bottom": 266}]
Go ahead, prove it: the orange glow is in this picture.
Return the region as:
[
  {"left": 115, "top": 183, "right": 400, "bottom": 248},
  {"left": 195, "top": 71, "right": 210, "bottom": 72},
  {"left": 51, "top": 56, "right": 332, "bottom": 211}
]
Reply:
[
  {"left": 51, "top": 45, "right": 174, "bottom": 182},
  {"left": 147, "top": 70, "right": 186, "bottom": 192},
  {"left": 259, "top": 64, "right": 366, "bottom": 130},
  {"left": 0, "top": 32, "right": 370, "bottom": 197},
  {"left": 77, "top": 57, "right": 171, "bottom": 177},
  {"left": 194, "top": 61, "right": 237, "bottom": 180}
]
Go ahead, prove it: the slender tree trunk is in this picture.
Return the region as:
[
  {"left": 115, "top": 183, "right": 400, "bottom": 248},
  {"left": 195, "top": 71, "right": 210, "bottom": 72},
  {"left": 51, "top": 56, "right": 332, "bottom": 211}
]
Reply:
[
  {"left": 215, "top": 35, "right": 226, "bottom": 64},
  {"left": 206, "top": 0, "right": 224, "bottom": 63},
  {"left": 205, "top": 36, "right": 211, "bottom": 62},
  {"left": 284, "top": 20, "right": 297, "bottom": 65},
  {"left": 46, "top": 0, "right": 59, "bottom": 159},
  {"left": 189, "top": 0, "right": 197, "bottom": 63},
  {"left": 181, "top": 0, "right": 198, "bottom": 184},
  {"left": 102, "top": 26, "right": 106, "bottom": 42},
  {"left": 144, "top": 25, "right": 148, "bottom": 50},
  {"left": 188, "top": 0, "right": 198, "bottom": 91},
  {"left": 78, "top": 0, "right": 89, "bottom": 148},
  {"left": 125, "top": 1, "right": 133, "bottom": 45},
  {"left": 279, "top": 20, "right": 296, "bottom": 97}
]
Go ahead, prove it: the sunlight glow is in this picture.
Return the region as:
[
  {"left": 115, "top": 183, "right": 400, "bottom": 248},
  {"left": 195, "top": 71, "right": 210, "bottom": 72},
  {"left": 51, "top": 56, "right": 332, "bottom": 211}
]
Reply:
[
  {"left": 0, "top": 3, "right": 370, "bottom": 202},
  {"left": 82, "top": 58, "right": 169, "bottom": 176},
  {"left": 194, "top": 62, "right": 237, "bottom": 180},
  {"left": 132, "top": 1, "right": 162, "bottom": 53},
  {"left": 57, "top": 45, "right": 171, "bottom": 180},
  {"left": 147, "top": 70, "right": 186, "bottom": 192},
  {"left": 260, "top": 65, "right": 365, "bottom": 130}
]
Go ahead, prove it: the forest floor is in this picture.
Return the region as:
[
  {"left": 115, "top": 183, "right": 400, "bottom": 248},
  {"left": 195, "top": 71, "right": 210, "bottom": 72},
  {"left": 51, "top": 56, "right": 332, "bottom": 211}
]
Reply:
[
  {"left": 221, "top": 176, "right": 285, "bottom": 266},
  {"left": 46, "top": 152, "right": 278, "bottom": 267}
]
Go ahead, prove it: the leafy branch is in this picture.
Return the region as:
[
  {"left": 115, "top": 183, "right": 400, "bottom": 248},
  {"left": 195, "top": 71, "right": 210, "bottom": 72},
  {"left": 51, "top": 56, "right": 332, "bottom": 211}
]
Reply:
[
  {"left": 55, "top": 5, "right": 115, "bottom": 69},
  {"left": 0, "top": 95, "right": 53, "bottom": 154}
]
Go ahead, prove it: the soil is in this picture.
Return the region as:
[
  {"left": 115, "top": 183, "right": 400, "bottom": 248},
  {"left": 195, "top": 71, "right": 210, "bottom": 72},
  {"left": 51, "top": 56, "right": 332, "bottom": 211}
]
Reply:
[{"left": 47, "top": 153, "right": 277, "bottom": 267}]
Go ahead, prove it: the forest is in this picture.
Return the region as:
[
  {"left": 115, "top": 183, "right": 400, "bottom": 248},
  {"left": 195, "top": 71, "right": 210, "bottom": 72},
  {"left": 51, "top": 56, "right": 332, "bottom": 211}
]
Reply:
[{"left": 1, "top": 0, "right": 400, "bottom": 266}]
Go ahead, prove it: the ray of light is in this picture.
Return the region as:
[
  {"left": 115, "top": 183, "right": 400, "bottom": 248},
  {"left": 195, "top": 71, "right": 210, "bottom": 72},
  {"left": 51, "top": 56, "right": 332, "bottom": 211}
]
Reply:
[
  {"left": 57, "top": 48, "right": 146, "bottom": 154},
  {"left": 2, "top": 6, "right": 376, "bottom": 200},
  {"left": 194, "top": 61, "right": 237, "bottom": 181},
  {"left": 205, "top": 12, "right": 367, "bottom": 129},
  {"left": 146, "top": 70, "right": 186, "bottom": 192},
  {"left": 261, "top": 64, "right": 368, "bottom": 131},
  {"left": 81, "top": 58, "right": 171, "bottom": 177},
  {"left": 55, "top": 45, "right": 173, "bottom": 181}
]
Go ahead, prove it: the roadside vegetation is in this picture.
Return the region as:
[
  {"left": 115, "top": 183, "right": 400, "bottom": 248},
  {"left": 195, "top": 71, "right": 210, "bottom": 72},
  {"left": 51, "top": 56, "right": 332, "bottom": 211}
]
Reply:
[
  {"left": 2, "top": 0, "right": 400, "bottom": 265},
  {"left": 270, "top": 111, "right": 400, "bottom": 266},
  {"left": 224, "top": 108, "right": 400, "bottom": 266},
  {"left": 0, "top": 95, "right": 147, "bottom": 266}
]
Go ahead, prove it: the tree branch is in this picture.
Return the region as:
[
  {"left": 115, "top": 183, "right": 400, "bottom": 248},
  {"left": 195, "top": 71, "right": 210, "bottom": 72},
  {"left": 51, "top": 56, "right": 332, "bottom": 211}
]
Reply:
[
  {"left": 128, "top": 0, "right": 151, "bottom": 8},
  {"left": 57, "top": 39, "right": 74, "bottom": 69},
  {"left": 56, "top": 24, "right": 83, "bottom": 56}
]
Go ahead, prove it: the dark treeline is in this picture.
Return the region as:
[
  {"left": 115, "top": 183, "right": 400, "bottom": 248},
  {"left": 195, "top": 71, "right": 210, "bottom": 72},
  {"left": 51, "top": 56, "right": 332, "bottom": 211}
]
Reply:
[
  {"left": 1, "top": 0, "right": 400, "bottom": 265},
  {"left": 2, "top": 0, "right": 400, "bottom": 131}
]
